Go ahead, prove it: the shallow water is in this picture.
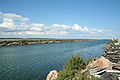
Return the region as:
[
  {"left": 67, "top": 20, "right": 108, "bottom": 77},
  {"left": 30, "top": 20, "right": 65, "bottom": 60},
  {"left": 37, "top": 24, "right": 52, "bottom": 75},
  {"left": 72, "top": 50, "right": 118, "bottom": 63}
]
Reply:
[{"left": 0, "top": 40, "right": 109, "bottom": 80}]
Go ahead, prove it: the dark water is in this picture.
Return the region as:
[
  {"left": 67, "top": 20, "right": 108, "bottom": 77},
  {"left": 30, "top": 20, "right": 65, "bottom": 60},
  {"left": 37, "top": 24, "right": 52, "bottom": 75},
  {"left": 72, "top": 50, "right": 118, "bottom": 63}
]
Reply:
[{"left": 0, "top": 40, "right": 109, "bottom": 80}]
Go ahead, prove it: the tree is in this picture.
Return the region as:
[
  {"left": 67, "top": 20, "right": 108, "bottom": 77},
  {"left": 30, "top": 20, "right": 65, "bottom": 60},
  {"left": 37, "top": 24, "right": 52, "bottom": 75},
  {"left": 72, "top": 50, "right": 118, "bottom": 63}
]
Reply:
[{"left": 57, "top": 55, "right": 99, "bottom": 80}]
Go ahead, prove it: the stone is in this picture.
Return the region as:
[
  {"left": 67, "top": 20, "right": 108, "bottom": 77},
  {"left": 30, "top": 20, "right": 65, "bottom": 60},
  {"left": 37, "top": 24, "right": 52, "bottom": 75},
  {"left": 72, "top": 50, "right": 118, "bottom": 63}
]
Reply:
[
  {"left": 113, "top": 65, "right": 120, "bottom": 70},
  {"left": 89, "top": 67, "right": 106, "bottom": 76},
  {"left": 100, "top": 72, "right": 119, "bottom": 80},
  {"left": 88, "top": 56, "right": 113, "bottom": 70},
  {"left": 46, "top": 70, "right": 59, "bottom": 80}
]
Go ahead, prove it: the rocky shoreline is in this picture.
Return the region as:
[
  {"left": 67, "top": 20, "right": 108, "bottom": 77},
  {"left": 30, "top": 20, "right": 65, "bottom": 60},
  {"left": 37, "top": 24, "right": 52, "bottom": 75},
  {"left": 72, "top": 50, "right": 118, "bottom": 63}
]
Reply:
[
  {"left": 0, "top": 39, "right": 105, "bottom": 47},
  {"left": 103, "top": 41, "right": 120, "bottom": 64},
  {"left": 46, "top": 39, "right": 120, "bottom": 80}
]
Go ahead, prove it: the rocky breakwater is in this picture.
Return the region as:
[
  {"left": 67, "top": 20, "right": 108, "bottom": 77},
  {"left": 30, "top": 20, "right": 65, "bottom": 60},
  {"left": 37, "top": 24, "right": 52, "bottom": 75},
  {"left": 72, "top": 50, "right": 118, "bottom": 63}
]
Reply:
[
  {"left": 0, "top": 40, "right": 78, "bottom": 46},
  {"left": 0, "top": 39, "right": 104, "bottom": 47},
  {"left": 86, "top": 39, "right": 120, "bottom": 80},
  {"left": 103, "top": 40, "right": 120, "bottom": 64}
]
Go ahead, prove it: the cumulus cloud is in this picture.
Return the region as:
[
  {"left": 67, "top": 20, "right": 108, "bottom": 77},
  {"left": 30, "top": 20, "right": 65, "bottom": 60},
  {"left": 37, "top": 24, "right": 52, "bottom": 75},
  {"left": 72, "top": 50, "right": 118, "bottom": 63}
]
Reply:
[
  {"left": 71, "top": 24, "right": 110, "bottom": 33},
  {"left": 25, "top": 23, "right": 45, "bottom": 31},
  {"left": 0, "top": 12, "right": 29, "bottom": 22},
  {"left": 52, "top": 24, "right": 70, "bottom": 29},
  {"left": 51, "top": 24, "right": 109, "bottom": 33},
  {"left": 72, "top": 24, "right": 88, "bottom": 32},
  {"left": 0, "top": 12, "right": 69, "bottom": 35},
  {"left": 0, "top": 12, "right": 111, "bottom": 37},
  {"left": 0, "top": 30, "right": 68, "bottom": 35},
  {"left": 46, "top": 30, "right": 69, "bottom": 35},
  {"left": 0, "top": 18, "right": 16, "bottom": 29},
  {"left": 0, "top": 12, "right": 29, "bottom": 30}
]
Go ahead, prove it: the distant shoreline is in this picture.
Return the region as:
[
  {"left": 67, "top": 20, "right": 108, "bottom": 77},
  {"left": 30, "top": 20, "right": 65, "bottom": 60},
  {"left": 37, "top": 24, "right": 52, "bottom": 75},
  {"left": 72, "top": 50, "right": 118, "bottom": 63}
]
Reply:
[{"left": 0, "top": 39, "right": 110, "bottom": 47}]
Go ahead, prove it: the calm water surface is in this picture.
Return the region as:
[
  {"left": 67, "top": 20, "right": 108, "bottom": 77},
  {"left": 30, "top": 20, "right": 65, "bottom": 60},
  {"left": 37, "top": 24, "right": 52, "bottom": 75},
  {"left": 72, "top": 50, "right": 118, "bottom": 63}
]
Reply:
[{"left": 0, "top": 40, "right": 109, "bottom": 80}]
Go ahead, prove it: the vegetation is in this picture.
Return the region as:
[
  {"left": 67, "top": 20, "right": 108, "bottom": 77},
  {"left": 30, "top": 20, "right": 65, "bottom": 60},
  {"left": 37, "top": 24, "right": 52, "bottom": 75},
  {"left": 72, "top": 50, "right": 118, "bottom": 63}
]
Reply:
[
  {"left": 57, "top": 55, "right": 99, "bottom": 80},
  {"left": 63, "top": 55, "right": 86, "bottom": 71}
]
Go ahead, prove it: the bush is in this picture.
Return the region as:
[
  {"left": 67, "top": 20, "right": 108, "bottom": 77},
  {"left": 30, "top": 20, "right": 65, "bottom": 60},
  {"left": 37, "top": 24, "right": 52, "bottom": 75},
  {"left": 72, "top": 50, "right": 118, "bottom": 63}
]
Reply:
[
  {"left": 57, "top": 55, "right": 99, "bottom": 80},
  {"left": 57, "top": 70, "right": 79, "bottom": 80},
  {"left": 63, "top": 55, "right": 86, "bottom": 71}
]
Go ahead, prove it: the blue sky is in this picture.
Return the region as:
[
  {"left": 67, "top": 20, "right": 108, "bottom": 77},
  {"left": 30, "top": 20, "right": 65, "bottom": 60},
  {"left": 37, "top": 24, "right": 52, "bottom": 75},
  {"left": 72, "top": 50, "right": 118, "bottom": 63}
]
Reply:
[{"left": 0, "top": 0, "right": 120, "bottom": 39}]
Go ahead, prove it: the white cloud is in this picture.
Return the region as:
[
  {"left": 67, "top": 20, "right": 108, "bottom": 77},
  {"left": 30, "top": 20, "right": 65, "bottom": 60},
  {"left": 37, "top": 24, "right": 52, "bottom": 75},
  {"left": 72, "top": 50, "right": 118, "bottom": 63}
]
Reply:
[
  {"left": 0, "top": 12, "right": 112, "bottom": 38},
  {"left": 0, "top": 30, "right": 68, "bottom": 35},
  {"left": 51, "top": 24, "right": 108, "bottom": 34},
  {"left": 0, "top": 18, "right": 16, "bottom": 29},
  {"left": 72, "top": 24, "right": 88, "bottom": 32},
  {"left": 0, "top": 12, "right": 68, "bottom": 35},
  {"left": 0, "top": 12, "right": 29, "bottom": 22},
  {"left": 0, "top": 31, "right": 43, "bottom": 35},
  {"left": 0, "top": 12, "right": 29, "bottom": 30},
  {"left": 71, "top": 24, "right": 110, "bottom": 33},
  {"left": 46, "top": 30, "right": 68, "bottom": 35},
  {"left": 52, "top": 24, "right": 70, "bottom": 29},
  {"left": 29, "top": 23, "right": 45, "bottom": 31}
]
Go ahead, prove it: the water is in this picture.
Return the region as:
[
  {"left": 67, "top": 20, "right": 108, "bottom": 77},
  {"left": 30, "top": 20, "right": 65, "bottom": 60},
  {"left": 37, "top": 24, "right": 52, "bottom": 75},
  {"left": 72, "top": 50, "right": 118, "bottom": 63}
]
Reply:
[{"left": 0, "top": 40, "right": 109, "bottom": 80}]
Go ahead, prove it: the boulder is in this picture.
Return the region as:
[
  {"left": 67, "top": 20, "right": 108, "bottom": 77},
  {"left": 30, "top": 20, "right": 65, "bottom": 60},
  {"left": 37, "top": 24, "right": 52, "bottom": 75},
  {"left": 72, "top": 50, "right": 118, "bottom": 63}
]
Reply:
[
  {"left": 100, "top": 72, "right": 119, "bottom": 80},
  {"left": 88, "top": 56, "right": 113, "bottom": 70},
  {"left": 46, "top": 70, "right": 59, "bottom": 80},
  {"left": 112, "top": 64, "right": 120, "bottom": 70}
]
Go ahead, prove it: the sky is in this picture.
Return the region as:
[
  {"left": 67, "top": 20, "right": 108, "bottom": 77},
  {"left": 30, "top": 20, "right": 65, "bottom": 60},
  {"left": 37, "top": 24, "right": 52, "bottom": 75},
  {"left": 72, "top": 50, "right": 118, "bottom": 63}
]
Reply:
[{"left": 0, "top": 0, "right": 120, "bottom": 39}]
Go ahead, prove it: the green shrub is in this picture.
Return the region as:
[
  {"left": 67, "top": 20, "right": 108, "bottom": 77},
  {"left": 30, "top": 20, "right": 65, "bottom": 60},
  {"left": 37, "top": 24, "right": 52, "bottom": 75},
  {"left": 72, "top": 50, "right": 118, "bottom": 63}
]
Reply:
[
  {"left": 63, "top": 55, "right": 86, "bottom": 71},
  {"left": 57, "top": 55, "right": 99, "bottom": 80},
  {"left": 57, "top": 70, "right": 79, "bottom": 80}
]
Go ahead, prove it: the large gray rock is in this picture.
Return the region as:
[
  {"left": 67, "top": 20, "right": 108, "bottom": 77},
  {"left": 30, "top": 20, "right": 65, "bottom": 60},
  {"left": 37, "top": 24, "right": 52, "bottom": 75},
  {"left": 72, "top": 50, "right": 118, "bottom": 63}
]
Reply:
[{"left": 100, "top": 72, "right": 119, "bottom": 80}]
